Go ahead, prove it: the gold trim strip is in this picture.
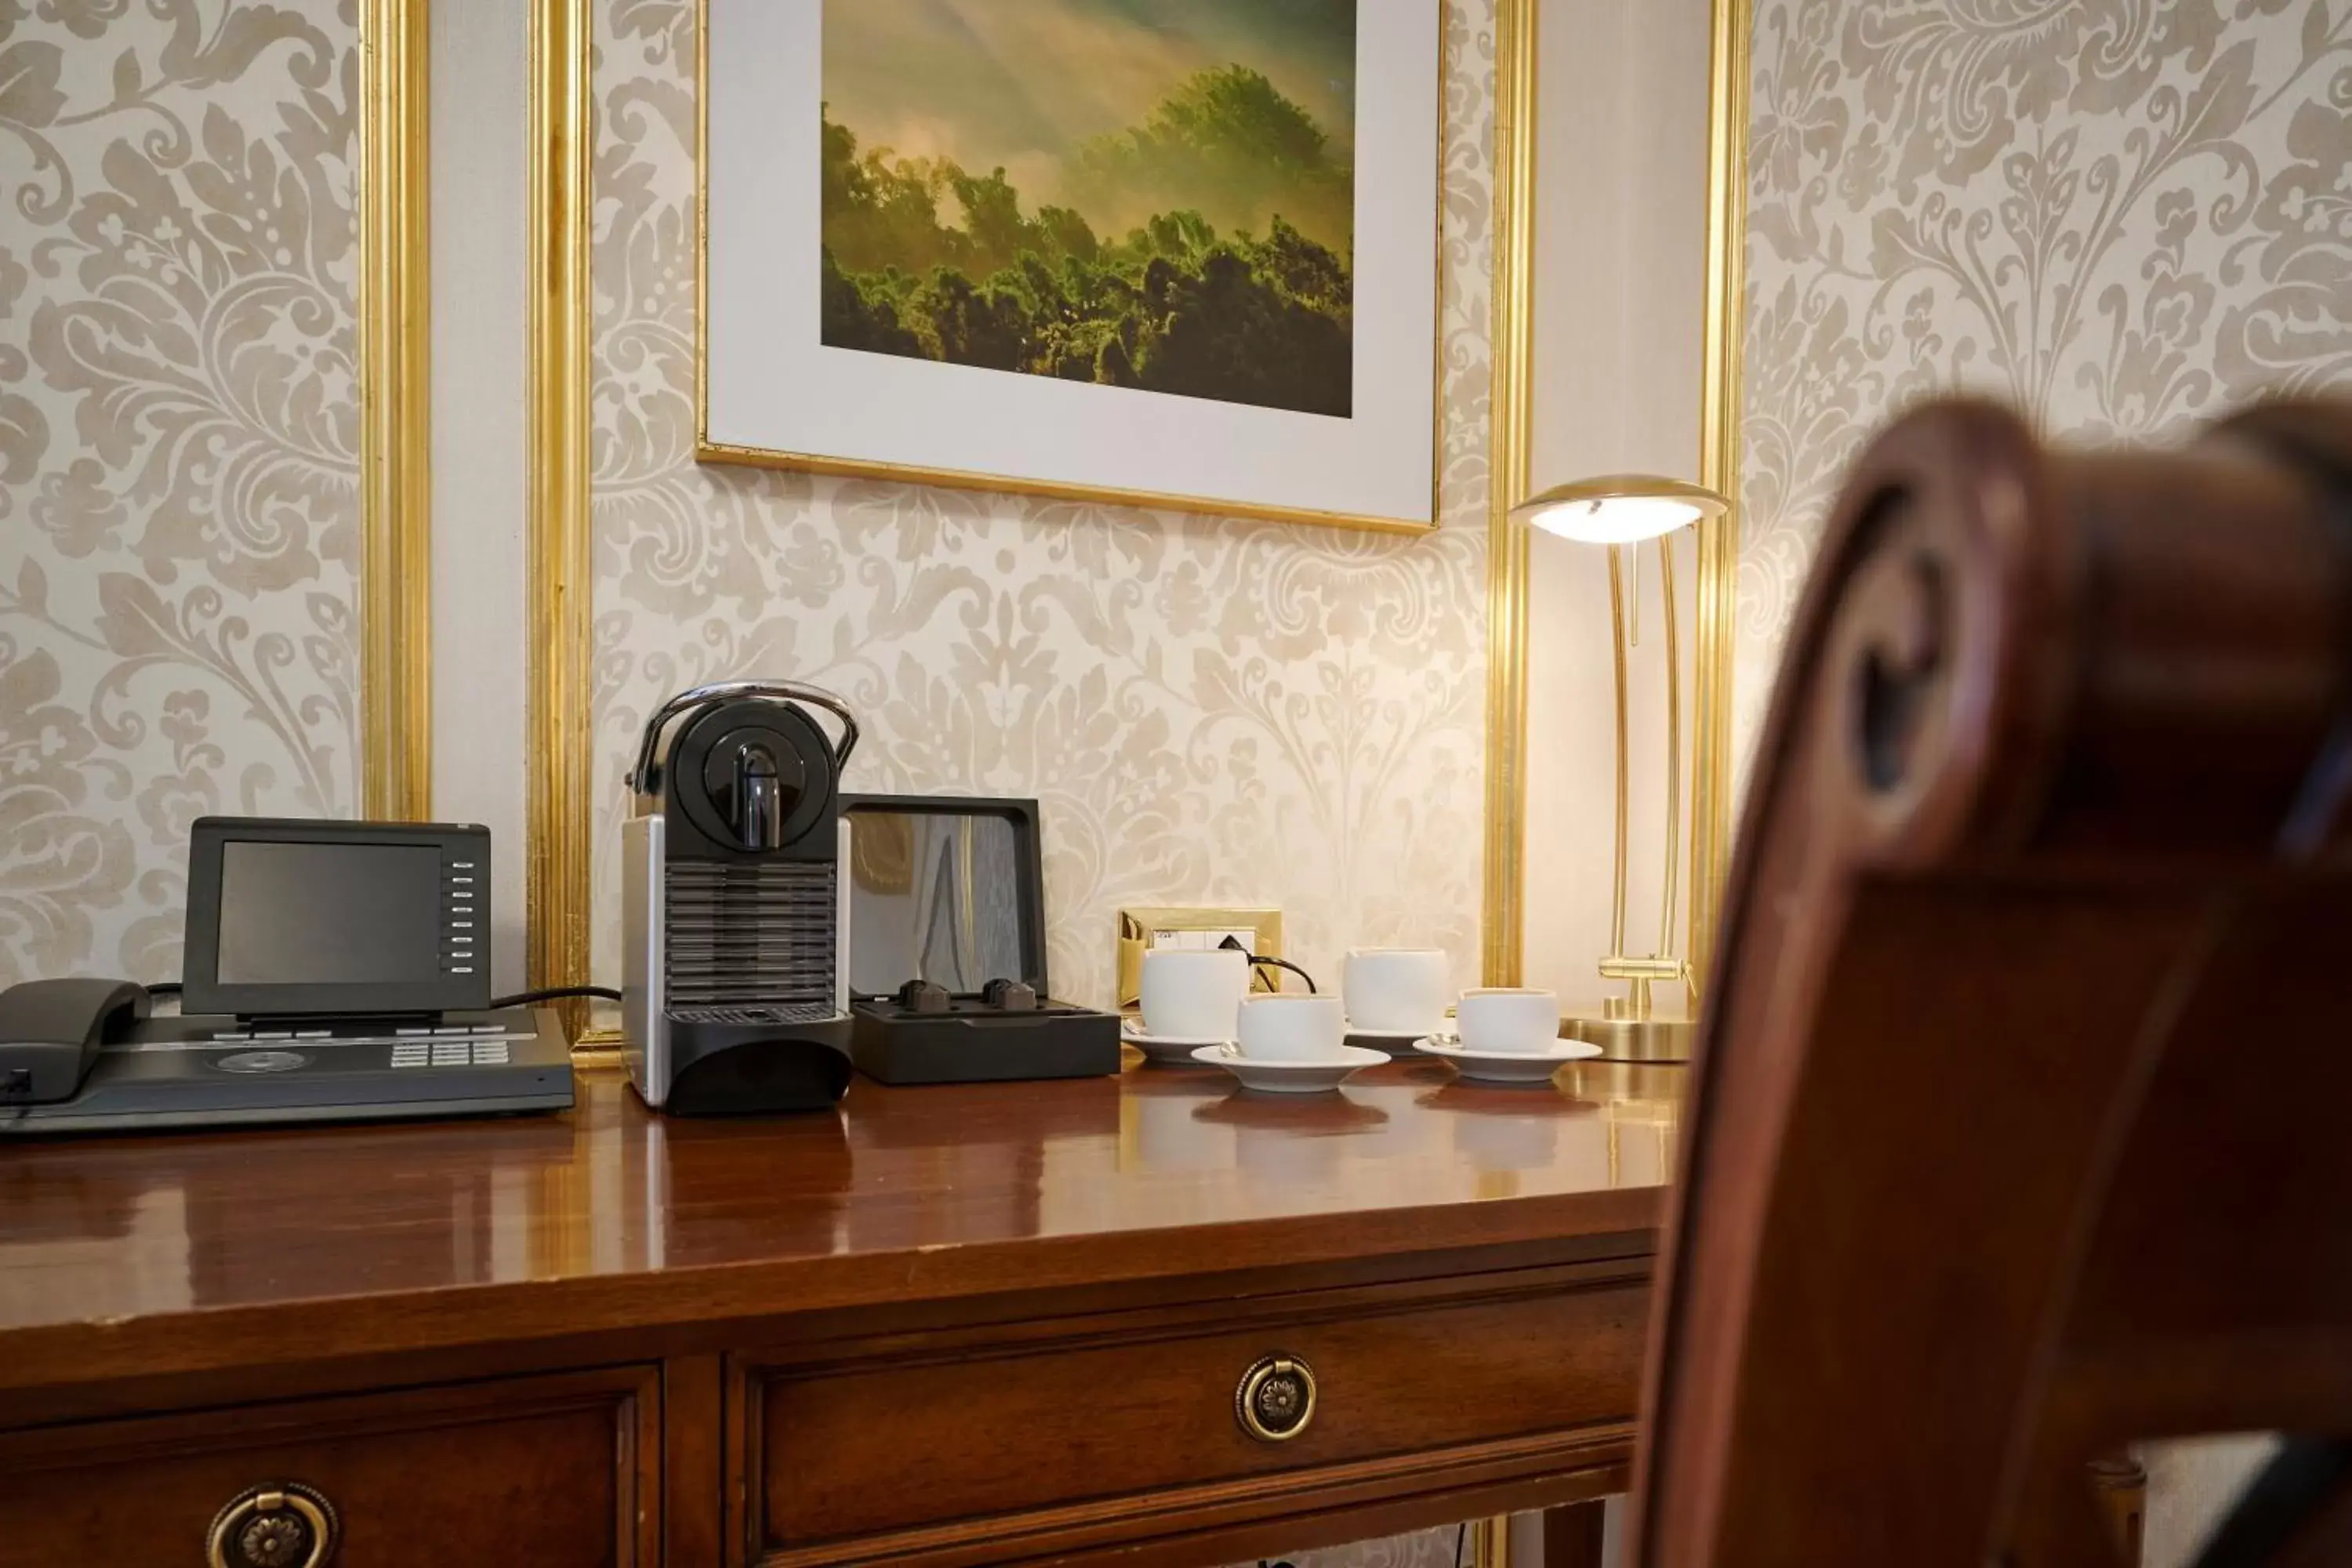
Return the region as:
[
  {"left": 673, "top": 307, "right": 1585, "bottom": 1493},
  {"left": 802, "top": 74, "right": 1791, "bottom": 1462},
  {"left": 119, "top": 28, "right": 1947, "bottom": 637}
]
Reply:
[
  {"left": 1480, "top": 0, "right": 1537, "bottom": 988},
  {"left": 1472, "top": 1515, "right": 1514, "bottom": 1567},
  {"left": 528, "top": 0, "right": 594, "bottom": 1033},
  {"left": 1687, "top": 0, "right": 1753, "bottom": 1002},
  {"left": 692, "top": 0, "right": 1446, "bottom": 537},
  {"left": 358, "top": 0, "right": 431, "bottom": 820}
]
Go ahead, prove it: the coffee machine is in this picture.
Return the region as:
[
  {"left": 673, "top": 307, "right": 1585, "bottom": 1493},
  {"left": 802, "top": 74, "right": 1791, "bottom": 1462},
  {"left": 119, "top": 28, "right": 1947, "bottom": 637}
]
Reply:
[{"left": 622, "top": 680, "right": 858, "bottom": 1113}]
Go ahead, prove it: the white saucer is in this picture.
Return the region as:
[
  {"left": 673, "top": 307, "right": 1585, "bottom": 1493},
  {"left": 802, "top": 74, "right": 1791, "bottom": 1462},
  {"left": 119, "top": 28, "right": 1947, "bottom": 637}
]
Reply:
[
  {"left": 1189, "top": 1042, "right": 1388, "bottom": 1094},
  {"left": 1120, "top": 1019, "right": 1234, "bottom": 1066},
  {"left": 1413, "top": 1035, "right": 1602, "bottom": 1083}
]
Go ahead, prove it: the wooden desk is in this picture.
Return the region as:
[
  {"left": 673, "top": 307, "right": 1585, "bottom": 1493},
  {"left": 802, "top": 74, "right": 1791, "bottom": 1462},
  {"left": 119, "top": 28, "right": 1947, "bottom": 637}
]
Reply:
[{"left": 0, "top": 1058, "right": 1682, "bottom": 1567}]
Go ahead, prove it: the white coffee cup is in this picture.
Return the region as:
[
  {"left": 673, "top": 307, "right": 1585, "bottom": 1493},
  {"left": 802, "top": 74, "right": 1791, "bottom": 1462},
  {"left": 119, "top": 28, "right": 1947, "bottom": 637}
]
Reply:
[
  {"left": 1236, "top": 993, "right": 1345, "bottom": 1062},
  {"left": 1454, "top": 988, "right": 1563, "bottom": 1054},
  {"left": 1138, "top": 947, "right": 1249, "bottom": 1041},
  {"left": 1342, "top": 948, "right": 1450, "bottom": 1035}
]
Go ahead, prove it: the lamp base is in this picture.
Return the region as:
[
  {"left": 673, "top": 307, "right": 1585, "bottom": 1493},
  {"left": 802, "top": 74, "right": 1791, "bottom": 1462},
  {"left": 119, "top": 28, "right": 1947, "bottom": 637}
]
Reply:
[{"left": 1566, "top": 1011, "right": 1697, "bottom": 1064}]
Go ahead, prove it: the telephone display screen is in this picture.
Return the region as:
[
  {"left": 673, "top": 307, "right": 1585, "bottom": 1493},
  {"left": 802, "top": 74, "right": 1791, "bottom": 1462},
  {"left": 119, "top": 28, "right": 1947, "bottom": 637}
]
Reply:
[{"left": 216, "top": 841, "right": 445, "bottom": 985}]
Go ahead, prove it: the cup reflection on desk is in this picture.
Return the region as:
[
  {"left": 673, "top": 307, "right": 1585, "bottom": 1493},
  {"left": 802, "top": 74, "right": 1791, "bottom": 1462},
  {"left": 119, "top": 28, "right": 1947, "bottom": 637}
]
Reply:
[
  {"left": 1236, "top": 993, "right": 1345, "bottom": 1061},
  {"left": 1128, "top": 1087, "right": 1237, "bottom": 1171},
  {"left": 1138, "top": 947, "right": 1249, "bottom": 1040},
  {"left": 1453, "top": 1108, "right": 1564, "bottom": 1171}
]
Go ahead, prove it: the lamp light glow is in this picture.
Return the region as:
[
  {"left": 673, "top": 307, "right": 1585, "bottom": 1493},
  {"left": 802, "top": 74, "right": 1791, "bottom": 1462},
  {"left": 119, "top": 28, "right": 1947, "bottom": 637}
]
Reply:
[{"left": 1510, "top": 474, "right": 1729, "bottom": 544}]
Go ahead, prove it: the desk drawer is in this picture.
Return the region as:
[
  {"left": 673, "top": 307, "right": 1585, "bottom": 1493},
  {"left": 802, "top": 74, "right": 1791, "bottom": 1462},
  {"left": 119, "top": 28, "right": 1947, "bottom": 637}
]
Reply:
[
  {"left": 0, "top": 1367, "right": 658, "bottom": 1568},
  {"left": 736, "top": 1264, "right": 1646, "bottom": 1563}
]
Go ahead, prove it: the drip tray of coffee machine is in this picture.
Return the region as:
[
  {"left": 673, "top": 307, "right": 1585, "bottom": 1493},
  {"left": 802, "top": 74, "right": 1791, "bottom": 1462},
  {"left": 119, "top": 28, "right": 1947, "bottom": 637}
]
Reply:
[{"left": 843, "top": 796, "right": 1121, "bottom": 1085}]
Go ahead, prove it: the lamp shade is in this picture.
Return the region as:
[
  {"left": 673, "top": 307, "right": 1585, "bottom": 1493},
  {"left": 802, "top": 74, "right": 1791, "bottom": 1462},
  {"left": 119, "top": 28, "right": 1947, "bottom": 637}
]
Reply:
[{"left": 1511, "top": 474, "right": 1730, "bottom": 545}]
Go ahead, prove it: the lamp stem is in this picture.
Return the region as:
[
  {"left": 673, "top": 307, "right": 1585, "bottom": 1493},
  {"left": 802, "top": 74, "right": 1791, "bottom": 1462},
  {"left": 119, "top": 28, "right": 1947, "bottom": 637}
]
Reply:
[
  {"left": 1659, "top": 535, "right": 1682, "bottom": 962},
  {"left": 1606, "top": 544, "right": 1631, "bottom": 960}
]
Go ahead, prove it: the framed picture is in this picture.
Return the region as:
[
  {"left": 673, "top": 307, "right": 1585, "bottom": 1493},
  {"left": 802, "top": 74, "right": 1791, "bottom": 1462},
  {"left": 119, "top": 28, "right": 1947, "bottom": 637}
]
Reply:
[{"left": 699, "top": 0, "right": 1443, "bottom": 532}]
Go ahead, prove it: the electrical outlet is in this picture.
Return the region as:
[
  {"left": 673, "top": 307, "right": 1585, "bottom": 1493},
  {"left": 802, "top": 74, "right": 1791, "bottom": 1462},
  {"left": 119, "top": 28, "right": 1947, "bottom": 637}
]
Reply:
[{"left": 1115, "top": 906, "right": 1283, "bottom": 1007}]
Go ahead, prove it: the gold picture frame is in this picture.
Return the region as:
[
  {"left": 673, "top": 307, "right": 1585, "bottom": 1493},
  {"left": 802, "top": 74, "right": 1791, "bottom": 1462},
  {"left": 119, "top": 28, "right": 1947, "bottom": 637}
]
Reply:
[
  {"left": 1477, "top": 0, "right": 1751, "bottom": 992},
  {"left": 359, "top": 0, "right": 434, "bottom": 822},
  {"left": 691, "top": 0, "right": 1452, "bottom": 536}
]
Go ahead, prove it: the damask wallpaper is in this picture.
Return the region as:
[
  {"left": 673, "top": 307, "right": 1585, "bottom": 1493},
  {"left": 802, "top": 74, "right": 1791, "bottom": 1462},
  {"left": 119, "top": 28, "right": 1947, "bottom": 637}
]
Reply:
[
  {"left": 587, "top": 0, "right": 1501, "bottom": 1008},
  {"left": 1737, "top": 0, "right": 2352, "bottom": 758},
  {"left": 0, "top": 0, "right": 362, "bottom": 985}
]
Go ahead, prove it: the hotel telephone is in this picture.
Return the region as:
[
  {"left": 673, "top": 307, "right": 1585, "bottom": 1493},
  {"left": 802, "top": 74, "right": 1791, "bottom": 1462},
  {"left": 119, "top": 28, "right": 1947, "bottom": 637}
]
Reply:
[
  {"left": 0, "top": 817, "right": 572, "bottom": 1134},
  {"left": 3, "top": 702, "right": 1111, "bottom": 1127}
]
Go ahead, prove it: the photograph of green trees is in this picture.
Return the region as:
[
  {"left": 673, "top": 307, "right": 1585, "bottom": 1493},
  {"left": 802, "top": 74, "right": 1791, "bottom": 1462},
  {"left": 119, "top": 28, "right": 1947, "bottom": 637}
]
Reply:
[{"left": 819, "top": 0, "right": 1358, "bottom": 419}]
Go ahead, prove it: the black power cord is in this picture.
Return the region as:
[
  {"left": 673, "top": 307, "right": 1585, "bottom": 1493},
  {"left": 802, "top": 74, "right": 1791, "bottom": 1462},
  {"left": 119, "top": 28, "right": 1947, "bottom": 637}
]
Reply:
[
  {"left": 1247, "top": 955, "right": 1319, "bottom": 993},
  {"left": 489, "top": 984, "right": 624, "bottom": 1009},
  {"left": 1216, "top": 935, "right": 1319, "bottom": 994}
]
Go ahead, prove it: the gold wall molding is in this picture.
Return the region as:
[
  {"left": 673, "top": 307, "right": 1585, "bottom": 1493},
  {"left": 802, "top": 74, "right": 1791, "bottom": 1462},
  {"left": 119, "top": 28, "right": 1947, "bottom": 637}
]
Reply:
[
  {"left": 535, "top": 0, "right": 1509, "bottom": 1025},
  {"left": 528, "top": 0, "right": 1745, "bottom": 1017},
  {"left": 1477, "top": 0, "right": 1751, "bottom": 993},
  {"left": 359, "top": 0, "right": 433, "bottom": 820},
  {"left": 528, "top": 0, "right": 595, "bottom": 1032},
  {"left": 1480, "top": 0, "right": 1537, "bottom": 988},
  {"left": 1687, "top": 0, "right": 1752, "bottom": 998}
]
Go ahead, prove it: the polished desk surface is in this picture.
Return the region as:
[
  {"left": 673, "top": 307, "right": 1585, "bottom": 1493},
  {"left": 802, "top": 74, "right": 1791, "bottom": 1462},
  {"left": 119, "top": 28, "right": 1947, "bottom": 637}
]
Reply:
[{"left": 0, "top": 1058, "right": 1685, "bottom": 1397}]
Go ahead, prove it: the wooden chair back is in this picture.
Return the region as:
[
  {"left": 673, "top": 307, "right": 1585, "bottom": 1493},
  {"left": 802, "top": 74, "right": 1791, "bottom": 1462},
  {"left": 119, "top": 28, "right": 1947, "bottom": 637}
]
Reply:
[{"left": 1628, "top": 398, "right": 2352, "bottom": 1567}]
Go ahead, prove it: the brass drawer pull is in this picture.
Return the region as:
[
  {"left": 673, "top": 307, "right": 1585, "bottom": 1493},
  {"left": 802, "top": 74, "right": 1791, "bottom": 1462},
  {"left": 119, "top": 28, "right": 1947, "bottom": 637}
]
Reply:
[
  {"left": 1235, "top": 1353, "right": 1318, "bottom": 1443},
  {"left": 205, "top": 1483, "right": 339, "bottom": 1568}
]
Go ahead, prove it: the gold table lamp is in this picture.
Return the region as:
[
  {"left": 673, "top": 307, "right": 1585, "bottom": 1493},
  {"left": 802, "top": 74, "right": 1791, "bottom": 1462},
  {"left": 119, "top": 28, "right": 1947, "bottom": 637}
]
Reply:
[{"left": 1511, "top": 475, "right": 1730, "bottom": 1062}]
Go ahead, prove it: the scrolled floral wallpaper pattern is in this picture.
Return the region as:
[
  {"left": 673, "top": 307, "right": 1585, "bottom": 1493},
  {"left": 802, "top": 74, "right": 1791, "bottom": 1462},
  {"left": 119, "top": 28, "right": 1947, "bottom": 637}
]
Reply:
[
  {"left": 0, "top": 0, "right": 361, "bottom": 985},
  {"left": 1738, "top": 0, "right": 2352, "bottom": 759},
  {"left": 589, "top": 0, "right": 1500, "bottom": 1009}
]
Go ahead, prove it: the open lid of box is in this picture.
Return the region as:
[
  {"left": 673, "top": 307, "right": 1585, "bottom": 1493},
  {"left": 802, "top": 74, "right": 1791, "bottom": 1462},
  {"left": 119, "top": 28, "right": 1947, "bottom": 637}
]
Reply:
[{"left": 839, "top": 795, "right": 1049, "bottom": 1001}]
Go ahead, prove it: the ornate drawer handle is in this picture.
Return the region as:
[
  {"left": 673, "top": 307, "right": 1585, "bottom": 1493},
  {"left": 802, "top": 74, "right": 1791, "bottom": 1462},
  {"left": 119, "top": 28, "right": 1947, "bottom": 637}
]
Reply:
[
  {"left": 1235, "top": 1353, "right": 1318, "bottom": 1443},
  {"left": 205, "top": 1483, "right": 339, "bottom": 1568}
]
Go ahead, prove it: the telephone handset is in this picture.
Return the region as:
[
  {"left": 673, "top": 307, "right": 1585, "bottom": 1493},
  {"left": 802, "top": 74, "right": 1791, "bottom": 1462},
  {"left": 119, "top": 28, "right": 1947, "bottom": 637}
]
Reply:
[{"left": 0, "top": 978, "right": 149, "bottom": 1105}]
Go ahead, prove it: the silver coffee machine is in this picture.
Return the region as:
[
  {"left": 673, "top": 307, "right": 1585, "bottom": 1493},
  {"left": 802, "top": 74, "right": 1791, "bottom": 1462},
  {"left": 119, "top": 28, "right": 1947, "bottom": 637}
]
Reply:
[{"left": 622, "top": 681, "right": 858, "bottom": 1113}]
